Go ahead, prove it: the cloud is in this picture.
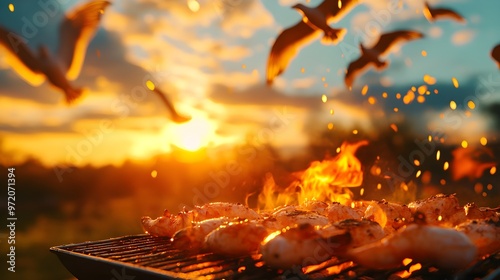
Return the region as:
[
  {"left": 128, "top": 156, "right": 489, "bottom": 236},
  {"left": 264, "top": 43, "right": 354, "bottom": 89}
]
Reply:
[
  {"left": 451, "top": 29, "right": 475, "bottom": 46},
  {"left": 209, "top": 83, "right": 322, "bottom": 108}
]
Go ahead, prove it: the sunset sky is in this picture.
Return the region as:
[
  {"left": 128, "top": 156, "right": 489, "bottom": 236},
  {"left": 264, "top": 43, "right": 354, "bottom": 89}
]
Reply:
[{"left": 1, "top": 0, "right": 500, "bottom": 167}]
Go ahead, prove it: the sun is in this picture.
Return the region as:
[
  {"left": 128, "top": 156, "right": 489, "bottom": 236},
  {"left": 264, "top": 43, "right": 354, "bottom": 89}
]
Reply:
[{"left": 164, "top": 114, "right": 215, "bottom": 152}]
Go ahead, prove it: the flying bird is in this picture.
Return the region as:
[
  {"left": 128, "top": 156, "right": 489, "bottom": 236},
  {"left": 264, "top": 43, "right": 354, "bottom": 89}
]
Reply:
[
  {"left": 491, "top": 43, "right": 500, "bottom": 69},
  {"left": 266, "top": 0, "right": 360, "bottom": 85},
  {"left": 344, "top": 30, "right": 424, "bottom": 88},
  {"left": 151, "top": 86, "right": 191, "bottom": 124},
  {"left": 0, "top": 1, "right": 111, "bottom": 104},
  {"left": 423, "top": 1, "right": 466, "bottom": 23}
]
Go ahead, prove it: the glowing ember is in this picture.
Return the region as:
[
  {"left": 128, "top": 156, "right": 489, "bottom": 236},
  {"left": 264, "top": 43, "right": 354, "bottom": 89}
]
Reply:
[
  {"left": 8, "top": 3, "right": 14, "bottom": 12},
  {"left": 361, "top": 85, "right": 368, "bottom": 95},
  {"left": 151, "top": 170, "right": 158, "bottom": 178},
  {"left": 467, "top": 100, "right": 475, "bottom": 109},
  {"left": 368, "top": 96, "right": 376, "bottom": 105},
  {"left": 258, "top": 141, "right": 368, "bottom": 210},
  {"left": 423, "top": 74, "right": 436, "bottom": 85},
  {"left": 421, "top": 50, "right": 427, "bottom": 57},
  {"left": 146, "top": 80, "right": 155, "bottom": 91},
  {"left": 452, "top": 77, "right": 459, "bottom": 88},
  {"left": 403, "top": 90, "right": 415, "bottom": 104},
  {"left": 444, "top": 161, "right": 449, "bottom": 171},
  {"left": 322, "top": 94, "right": 328, "bottom": 103},
  {"left": 390, "top": 123, "right": 398, "bottom": 132},
  {"left": 450, "top": 101, "right": 457, "bottom": 110},
  {"left": 461, "top": 140, "right": 468, "bottom": 148},
  {"left": 480, "top": 137, "right": 488, "bottom": 146},
  {"left": 338, "top": 0, "right": 342, "bottom": 9}
]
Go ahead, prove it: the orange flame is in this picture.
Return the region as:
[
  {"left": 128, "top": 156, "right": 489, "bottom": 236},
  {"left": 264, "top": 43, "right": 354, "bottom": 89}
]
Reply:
[{"left": 258, "top": 141, "right": 368, "bottom": 210}]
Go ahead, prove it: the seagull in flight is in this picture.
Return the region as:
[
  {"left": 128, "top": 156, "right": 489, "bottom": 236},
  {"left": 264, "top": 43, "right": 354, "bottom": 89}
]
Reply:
[
  {"left": 344, "top": 30, "right": 424, "bottom": 88},
  {"left": 148, "top": 85, "right": 191, "bottom": 124},
  {"left": 423, "top": 1, "right": 466, "bottom": 23},
  {"left": 491, "top": 43, "right": 500, "bottom": 69},
  {"left": 0, "top": 1, "right": 111, "bottom": 104},
  {"left": 266, "top": 0, "right": 360, "bottom": 85}
]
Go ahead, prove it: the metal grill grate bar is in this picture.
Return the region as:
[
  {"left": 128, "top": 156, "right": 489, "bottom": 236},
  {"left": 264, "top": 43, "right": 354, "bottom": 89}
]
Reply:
[{"left": 51, "top": 234, "right": 500, "bottom": 280}]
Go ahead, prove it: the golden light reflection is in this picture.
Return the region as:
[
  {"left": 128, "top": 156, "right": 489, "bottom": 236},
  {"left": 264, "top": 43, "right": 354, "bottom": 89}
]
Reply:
[{"left": 187, "top": 0, "right": 200, "bottom": 12}]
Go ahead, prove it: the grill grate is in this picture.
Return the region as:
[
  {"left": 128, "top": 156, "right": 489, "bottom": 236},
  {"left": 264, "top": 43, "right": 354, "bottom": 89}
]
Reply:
[{"left": 50, "top": 234, "right": 500, "bottom": 280}]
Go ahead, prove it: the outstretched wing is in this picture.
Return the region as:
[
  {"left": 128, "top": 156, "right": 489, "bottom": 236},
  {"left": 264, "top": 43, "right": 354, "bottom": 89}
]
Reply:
[
  {"left": 344, "top": 55, "right": 371, "bottom": 88},
  {"left": 491, "top": 44, "right": 500, "bottom": 69},
  {"left": 372, "top": 30, "right": 424, "bottom": 57},
  {"left": 317, "top": 0, "right": 360, "bottom": 22},
  {"left": 0, "top": 26, "right": 45, "bottom": 86},
  {"left": 267, "top": 22, "right": 320, "bottom": 85},
  {"left": 428, "top": 5, "right": 465, "bottom": 23},
  {"left": 152, "top": 87, "right": 191, "bottom": 123},
  {"left": 57, "top": 1, "right": 111, "bottom": 80}
]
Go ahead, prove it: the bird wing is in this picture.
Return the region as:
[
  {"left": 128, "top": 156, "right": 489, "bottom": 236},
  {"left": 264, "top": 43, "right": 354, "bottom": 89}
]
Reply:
[
  {"left": 317, "top": 0, "right": 357, "bottom": 22},
  {"left": 152, "top": 87, "right": 191, "bottom": 123},
  {"left": 0, "top": 26, "right": 45, "bottom": 86},
  {"left": 57, "top": 1, "right": 111, "bottom": 81},
  {"left": 371, "top": 30, "right": 424, "bottom": 57},
  {"left": 344, "top": 55, "right": 371, "bottom": 88},
  {"left": 491, "top": 44, "right": 500, "bottom": 68},
  {"left": 429, "top": 7, "right": 465, "bottom": 23},
  {"left": 266, "top": 22, "right": 320, "bottom": 85}
]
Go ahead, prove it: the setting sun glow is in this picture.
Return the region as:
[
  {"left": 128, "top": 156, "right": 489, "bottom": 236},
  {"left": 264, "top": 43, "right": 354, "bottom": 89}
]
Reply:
[{"left": 164, "top": 115, "right": 214, "bottom": 151}]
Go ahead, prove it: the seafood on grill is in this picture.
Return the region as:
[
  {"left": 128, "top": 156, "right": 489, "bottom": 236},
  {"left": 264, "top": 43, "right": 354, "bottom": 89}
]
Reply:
[
  {"left": 364, "top": 200, "right": 412, "bottom": 233},
  {"left": 325, "top": 202, "right": 363, "bottom": 222},
  {"left": 260, "top": 223, "right": 349, "bottom": 269},
  {"left": 347, "top": 223, "right": 477, "bottom": 270},
  {"left": 260, "top": 219, "right": 384, "bottom": 268},
  {"left": 448, "top": 203, "right": 499, "bottom": 226},
  {"left": 171, "top": 217, "right": 229, "bottom": 250},
  {"left": 270, "top": 208, "right": 330, "bottom": 229},
  {"left": 456, "top": 218, "right": 500, "bottom": 257},
  {"left": 206, "top": 219, "right": 269, "bottom": 256},
  {"left": 408, "top": 193, "right": 461, "bottom": 224},
  {"left": 142, "top": 202, "right": 260, "bottom": 236}
]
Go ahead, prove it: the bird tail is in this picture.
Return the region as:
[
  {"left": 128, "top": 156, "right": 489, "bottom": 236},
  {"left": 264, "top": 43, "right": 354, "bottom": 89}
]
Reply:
[
  {"left": 321, "top": 28, "right": 347, "bottom": 45},
  {"left": 64, "top": 87, "right": 84, "bottom": 105}
]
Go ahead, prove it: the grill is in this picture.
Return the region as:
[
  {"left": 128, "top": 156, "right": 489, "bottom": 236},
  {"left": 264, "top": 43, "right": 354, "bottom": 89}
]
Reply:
[{"left": 50, "top": 234, "right": 500, "bottom": 280}]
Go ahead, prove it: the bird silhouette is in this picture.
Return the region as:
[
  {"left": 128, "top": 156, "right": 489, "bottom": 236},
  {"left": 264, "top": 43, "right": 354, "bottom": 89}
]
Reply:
[
  {"left": 491, "top": 43, "right": 500, "bottom": 69},
  {"left": 344, "top": 30, "right": 424, "bottom": 88},
  {"left": 423, "top": 1, "right": 465, "bottom": 23},
  {"left": 0, "top": 1, "right": 111, "bottom": 104},
  {"left": 150, "top": 86, "right": 191, "bottom": 124},
  {"left": 266, "top": 0, "right": 360, "bottom": 85}
]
